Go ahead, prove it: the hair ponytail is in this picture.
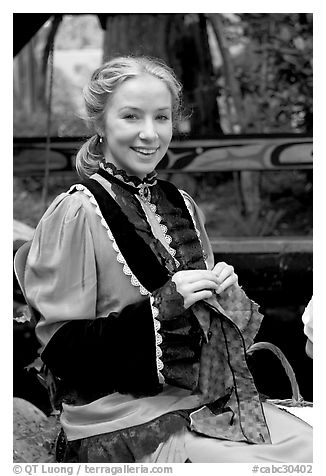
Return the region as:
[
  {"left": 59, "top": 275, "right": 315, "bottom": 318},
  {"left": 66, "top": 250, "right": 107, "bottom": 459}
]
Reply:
[{"left": 75, "top": 134, "right": 102, "bottom": 180}]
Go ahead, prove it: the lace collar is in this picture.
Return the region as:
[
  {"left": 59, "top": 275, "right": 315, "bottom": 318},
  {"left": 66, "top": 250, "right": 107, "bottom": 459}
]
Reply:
[{"left": 99, "top": 160, "right": 157, "bottom": 189}]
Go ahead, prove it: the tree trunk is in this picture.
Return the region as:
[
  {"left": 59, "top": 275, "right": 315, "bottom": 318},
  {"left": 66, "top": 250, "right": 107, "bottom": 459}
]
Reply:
[
  {"left": 27, "top": 39, "right": 36, "bottom": 114},
  {"left": 13, "top": 56, "right": 23, "bottom": 109},
  {"left": 102, "top": 13, "right": 222, "bottom": 136},
  {"left": 207, "top": 13, "right": 244, "bottom": 131},
  {"left": 39, "top": 15, "right": 62, "bottom": 107},
  {"left": 208, "top": 13, "right": 261, "bottom": 223}
]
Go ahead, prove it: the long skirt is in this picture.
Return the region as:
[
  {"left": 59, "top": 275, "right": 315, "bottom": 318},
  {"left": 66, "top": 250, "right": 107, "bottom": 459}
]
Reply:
[{"left": 62, "top": 402, "right": 312, "bottom": 463}]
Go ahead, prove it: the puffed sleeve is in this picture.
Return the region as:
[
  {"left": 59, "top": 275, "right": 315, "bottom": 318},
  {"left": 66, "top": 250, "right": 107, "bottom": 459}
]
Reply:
[
  {"left": 25, "top": 193, "right": 97, "bottom": 345},
  {"left": 24, "top": 192, "right": 165, "bottom": 399}
]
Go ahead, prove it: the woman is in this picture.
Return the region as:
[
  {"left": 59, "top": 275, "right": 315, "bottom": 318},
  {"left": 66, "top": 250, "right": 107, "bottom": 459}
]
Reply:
[{"left": 24, "top": 56, "right": 312, "bottom": 463}]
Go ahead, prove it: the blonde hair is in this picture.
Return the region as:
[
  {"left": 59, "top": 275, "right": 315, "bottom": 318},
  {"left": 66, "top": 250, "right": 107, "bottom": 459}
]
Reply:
[{"left": 75, "top": 56, "right": 183, "bottom": 180}]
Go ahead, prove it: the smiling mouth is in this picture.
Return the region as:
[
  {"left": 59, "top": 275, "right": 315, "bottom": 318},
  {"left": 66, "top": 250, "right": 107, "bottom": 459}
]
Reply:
[{"left": 131, "top": 147, "right": 159, "bottom": 156}]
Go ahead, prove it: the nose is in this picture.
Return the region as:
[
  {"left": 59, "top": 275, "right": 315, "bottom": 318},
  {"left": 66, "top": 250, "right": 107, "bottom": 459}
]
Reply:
[{"left": 139, "top": 119, "right": 158, "bottom": 141}]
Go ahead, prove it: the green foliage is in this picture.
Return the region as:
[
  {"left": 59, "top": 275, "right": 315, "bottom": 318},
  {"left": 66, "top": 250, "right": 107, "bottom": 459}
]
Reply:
[
  {"left": 13, "top": 68, "right": 89, "bottom": 137},
  {"left": 194, "top": 170, "right": 312, "bottom": 237},
  {"left": 13, "top": 13, "right": 312, "bottom": 137},
  {"left": 50, "top": 67, "right": 90, "bottom": 137},
  {"left": 54, "top": 15, "right": 103, "bottom": 50},
  {"left": 14, "top": 15, "right": 103, "bottom": 138},
  {"left": 218, "top": 13, "right": 312, "bottom": 133}
]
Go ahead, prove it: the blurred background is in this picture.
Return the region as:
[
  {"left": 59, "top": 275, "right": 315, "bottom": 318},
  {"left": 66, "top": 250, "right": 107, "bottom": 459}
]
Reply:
[{"left": 13, "top": 13, "right": 313, "bottom": 415}]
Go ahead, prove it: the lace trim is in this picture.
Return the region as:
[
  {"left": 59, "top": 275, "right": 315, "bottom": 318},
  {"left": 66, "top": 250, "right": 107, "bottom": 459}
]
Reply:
[
  {"left": 138, "top": 196, "right": 180, "bottom": 268},
  {"left": 99, "top": 161, "right": 157, "bottom": 188},
  {"left": 70, "top": 184, "right": 164, "bottom": 384},
  {"left": 150, "top": 296, "right": 165, "bottom": 384},
  {"left": 70, "top": 184, "right": 149, "bottom": 296}
]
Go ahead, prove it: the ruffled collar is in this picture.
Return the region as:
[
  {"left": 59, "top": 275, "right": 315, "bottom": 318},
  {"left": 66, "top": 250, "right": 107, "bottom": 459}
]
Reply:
[{"left": 100, "top": 160, "right": 157, "bottom": 189}]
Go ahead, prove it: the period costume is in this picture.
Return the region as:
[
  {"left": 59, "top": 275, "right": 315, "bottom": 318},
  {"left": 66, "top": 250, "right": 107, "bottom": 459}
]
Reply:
[{"left": 24, "top": 164, "right": 312, "bottom": 462}]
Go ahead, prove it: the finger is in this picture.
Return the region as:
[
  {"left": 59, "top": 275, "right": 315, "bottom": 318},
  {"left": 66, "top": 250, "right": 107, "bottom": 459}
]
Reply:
[
  {"left": 214, "top": 264, "right": 234, "bottom": 283},
  {"left": 188, "top": 279, "right": 219, "bottom": 293},
  {"left": 174, "top": 270, "right": 219, "bottom": 285},
  {"left": 212, "top": 261, "right": 228, "bottom": 275},
  {"left": 189, "top": 269, "right": 218, "bottom": 284},
  {"left": 216, "top": 274, "right": 238, "bottom": 294},
  {"left": 187, "top": 290, "right": 213, "bottom": 307},
  {"left": 216, "top": 265, "right": 235, "bottom": 285},
  {"left": 177, "top": 280, "right": 218, "bottom": 299}
]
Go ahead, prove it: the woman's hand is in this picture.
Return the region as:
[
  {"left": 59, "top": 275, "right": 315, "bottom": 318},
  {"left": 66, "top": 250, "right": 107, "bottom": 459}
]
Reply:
[
  {"left": 172, "top": 270, "right": 220, "bottom": 309},
  {"left": 212, "top": 261, "right": 238, "bottom": 294}
]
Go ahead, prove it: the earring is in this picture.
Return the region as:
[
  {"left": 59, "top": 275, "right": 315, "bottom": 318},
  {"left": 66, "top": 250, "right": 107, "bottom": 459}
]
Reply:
[{"left": 99, "top": 136, "right": 103, "bottom": 144}]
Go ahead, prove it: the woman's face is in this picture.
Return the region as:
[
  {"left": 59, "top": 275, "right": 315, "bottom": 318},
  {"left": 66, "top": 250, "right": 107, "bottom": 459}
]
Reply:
[{"left": 102, "top": 74, "right": 173, "bottom": 179}]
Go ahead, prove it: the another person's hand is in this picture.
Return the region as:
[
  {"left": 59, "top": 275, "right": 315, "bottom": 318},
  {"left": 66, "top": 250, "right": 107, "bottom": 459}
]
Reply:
[
  {"left": 302, "top": 298, "right": 313, "bottom": 359},
  {"left": 212, "top": 261, "right": 238, "bottom": 294},
  {"left": 172, "top": 270, "right": 220, "bottom": 309}
]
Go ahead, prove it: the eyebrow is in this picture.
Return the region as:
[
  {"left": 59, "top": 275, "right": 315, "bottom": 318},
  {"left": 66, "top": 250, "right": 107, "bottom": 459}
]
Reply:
[{"left": 119, "top": 106, "right": 171, "bottom": 112}]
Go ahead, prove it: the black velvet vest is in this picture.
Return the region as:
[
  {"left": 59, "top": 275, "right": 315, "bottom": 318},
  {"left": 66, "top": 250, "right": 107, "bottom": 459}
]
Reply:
[{"left": 79, "top": 170, "right": 208, "bottom": 390}]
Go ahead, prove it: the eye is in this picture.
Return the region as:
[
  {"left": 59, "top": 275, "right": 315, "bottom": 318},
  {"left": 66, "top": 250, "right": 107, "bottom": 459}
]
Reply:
[
  {"left": 123, "top": 114, "right": 138, "bottom": 120},
  {"left": 156, "top": 114, "right": 170, "bottom": 121}
]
